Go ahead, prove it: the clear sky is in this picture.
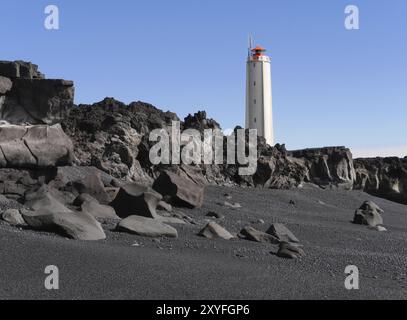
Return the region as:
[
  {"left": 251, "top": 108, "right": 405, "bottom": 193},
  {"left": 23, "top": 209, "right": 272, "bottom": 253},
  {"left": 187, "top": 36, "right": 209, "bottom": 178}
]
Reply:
[{"left": 1, "top": 0, "right": 406, "bottom": 157}]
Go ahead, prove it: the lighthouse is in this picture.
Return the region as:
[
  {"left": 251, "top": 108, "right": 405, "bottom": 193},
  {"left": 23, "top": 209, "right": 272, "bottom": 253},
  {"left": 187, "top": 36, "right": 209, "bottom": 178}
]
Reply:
[{"left": 245, "top": 43, "right": 274, "bottom": 146}]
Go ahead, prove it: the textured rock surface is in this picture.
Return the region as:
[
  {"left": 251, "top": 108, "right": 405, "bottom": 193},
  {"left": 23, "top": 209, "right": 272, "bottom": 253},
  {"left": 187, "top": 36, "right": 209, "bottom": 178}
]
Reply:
[
  {"left": 0, "top": 124, "right": 73, "bottom": 168},
  {"left": 354, "top": 157, "right": 407, "bottom": 205},
  {"left": 1, "top": 208, "right": 25, "bottom": 226},
  {"left": 116, "top": 215, "right": 178, "bottom": 238},
  {"left": 0, "top": 61, "right": 44, "bottom": 79},
  {"left": 0, "top": 61, "right": 73, "bottom": 125},
  {"left": 289, "top": 147, "right": 356, "bottom": 189}
]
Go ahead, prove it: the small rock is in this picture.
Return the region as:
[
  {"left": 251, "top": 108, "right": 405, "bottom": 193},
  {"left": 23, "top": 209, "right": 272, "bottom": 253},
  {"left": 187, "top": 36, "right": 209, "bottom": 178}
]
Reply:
[
  {"left": 2, "top": 209, "right": 26, "bottom": 226},
  {"left": 222, "top": 201, "right": 242, "bottom": 209},
  {"left": 240, "top": 226, "right": 280, "bottom": 244},
  {"left": 266, "top": 223, "right": 299, "bottom": 243},
  {"left": 116, "top": 215, "right": 178, "bottom": 238},
  {"left": 157, "top": 215, "right": 186, "bottom": 225},
  {"left": 374, "top": 226, "right": 387, "bottom": 232},
  {"left": 277, "top": 242, "right": 305, "bottom": 259},
  {"left": 206, "top": 211, "right": 224, "bottom": 219},
  {"left": 289, "top": 200, "right": 296, "bottom": 205},
  {"left": 224, "top": 193, "right": 233, "bottom": 200},
  {"left": 198, "top": 221, "right": 234, "bottom": 240}
]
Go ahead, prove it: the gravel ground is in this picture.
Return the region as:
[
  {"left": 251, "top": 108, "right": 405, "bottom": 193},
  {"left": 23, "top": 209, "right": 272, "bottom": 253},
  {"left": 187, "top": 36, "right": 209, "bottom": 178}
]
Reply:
[{"left": 0, "top": 184, "right": 406, "bottom": 300}]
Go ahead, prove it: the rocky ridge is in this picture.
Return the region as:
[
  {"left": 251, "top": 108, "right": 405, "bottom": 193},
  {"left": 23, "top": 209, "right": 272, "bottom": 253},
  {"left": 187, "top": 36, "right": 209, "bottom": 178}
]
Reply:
[{"left": 0, "top": 60, "right": 405, "bottom": 244}]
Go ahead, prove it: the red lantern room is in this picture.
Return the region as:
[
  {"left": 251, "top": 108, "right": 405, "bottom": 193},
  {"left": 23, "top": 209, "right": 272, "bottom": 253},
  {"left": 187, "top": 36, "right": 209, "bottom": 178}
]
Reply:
[{"left": 251, "top": 46, "right": 266, "bottom": 58}]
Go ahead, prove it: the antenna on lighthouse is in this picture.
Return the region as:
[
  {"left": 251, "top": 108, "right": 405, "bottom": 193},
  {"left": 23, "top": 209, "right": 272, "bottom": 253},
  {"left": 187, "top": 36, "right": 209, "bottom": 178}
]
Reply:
[{"left": 248, "top": 34, "right": 253, "bottom": 56}]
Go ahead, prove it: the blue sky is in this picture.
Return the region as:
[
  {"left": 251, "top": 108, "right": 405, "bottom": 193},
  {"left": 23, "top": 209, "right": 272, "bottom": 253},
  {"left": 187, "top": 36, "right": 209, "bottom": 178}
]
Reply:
[{"left": 1, "top": 0, "right": 406, "bottom": 156}]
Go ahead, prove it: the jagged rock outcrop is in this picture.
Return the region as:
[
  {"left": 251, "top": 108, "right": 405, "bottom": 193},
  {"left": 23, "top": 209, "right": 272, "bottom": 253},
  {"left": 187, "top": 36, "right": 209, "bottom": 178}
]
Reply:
[
  {"left": 354, "top": 157, "right": 407, "bottom": 205},
  {"left": 1, "top": 60, "right": 405, "bottom": 208},
  {"left": 0, "top": 61, "right": 44, "bottom": 79},
  {"left": 289, "top": 147, "right": 356, "bottom": 189},
  {"left": 0, "top": 60, "right": 74, "bottom": 125},
  {"left": 62, "top": 100, "right": 358, "bottom": 192},
  {"left": 62, "top": 98, "right": 179, "bottom": 182}
]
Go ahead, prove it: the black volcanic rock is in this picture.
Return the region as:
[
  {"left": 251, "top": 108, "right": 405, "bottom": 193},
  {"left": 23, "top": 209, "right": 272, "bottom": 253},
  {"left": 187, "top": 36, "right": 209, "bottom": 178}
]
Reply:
[
  {"left": 110, "top": 183, "right": 162, "bottom": 218},
  {"left": 0, "top": 61, "right": 44, "bottom": 79},
  {"left": 1, "top": 60, "right": 404, "bottom": 207},
  {"left": 0, "top": 60, "right": 73, "bottom": 125},
  {"left": 354, "top": 157, "right": 407, "bottom": 204},
  {"left": 289, "top": 147, "right": 356, "bottom": 189}
]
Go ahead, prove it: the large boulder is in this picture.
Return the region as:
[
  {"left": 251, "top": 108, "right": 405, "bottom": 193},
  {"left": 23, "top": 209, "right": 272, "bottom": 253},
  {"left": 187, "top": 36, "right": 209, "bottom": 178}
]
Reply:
[
  {"left": 116, "top": 215, "right": 178, "bottom": 238},
  {"left": 353, "top": 200, "right": 384, "bottom": 227},
  {"left": 22, "top": 207, "right": 106, "bottom": 241},
  {"left": 24, "top": 185, "right": 75, "bottom": 212},
  {"left": 0, "top": 124, "right": 73, "bottom": 168},
  {"left": 153, "top": 171, "right": 204, "bottom": 208},
  {"left": 110, "top": 184, "right": 162, "bottom": 218},
  {"left": 74, "top": 194, "right": 118, "bottom": 219},
  {"left": 70, "top": 172, "right": 110, "bottom": 204}
]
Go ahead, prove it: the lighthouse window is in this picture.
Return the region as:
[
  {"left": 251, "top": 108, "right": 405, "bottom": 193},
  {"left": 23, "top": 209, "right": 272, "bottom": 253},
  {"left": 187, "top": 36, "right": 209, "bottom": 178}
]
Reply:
[
  {"left": 254, "top": 81, "right": 256, "bottom": 86},
  {"left": 254, "top": 118, "right": 257, "bottom": 123},
  {"left": 254, "top": 99, "right": 256, "bottom": 104}
]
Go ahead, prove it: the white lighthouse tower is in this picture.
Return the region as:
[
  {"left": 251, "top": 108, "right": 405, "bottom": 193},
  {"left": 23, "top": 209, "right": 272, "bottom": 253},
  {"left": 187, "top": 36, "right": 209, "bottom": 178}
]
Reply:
[{"left": 245, "top": 42, "right": 274, "bottom": 146}]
